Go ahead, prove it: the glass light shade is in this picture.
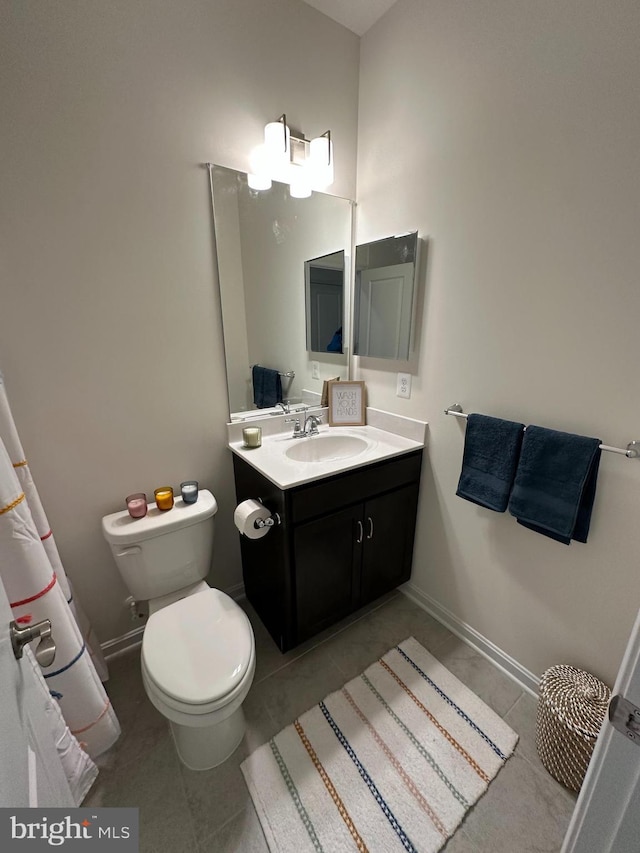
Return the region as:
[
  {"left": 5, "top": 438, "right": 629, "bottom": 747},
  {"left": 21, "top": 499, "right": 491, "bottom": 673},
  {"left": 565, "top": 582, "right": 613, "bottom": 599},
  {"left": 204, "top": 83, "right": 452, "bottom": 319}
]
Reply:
[
  {"left": 247, "top": 172, "right": 272, "bottom": 191},
  {"left": 289, "top": 175, "right": 312, "bottom": 198},
  {"left": 309, "top": 135, "right": 334, "bottom": 189},
  {"left": 264, "top": 120, "right": 290, "bottom": 161},
  {"left": 248, "top": 145, "right": 272, "bottom": 191},
  {"left": 289, "top": 164, "right": 312, "bottom": 198}
]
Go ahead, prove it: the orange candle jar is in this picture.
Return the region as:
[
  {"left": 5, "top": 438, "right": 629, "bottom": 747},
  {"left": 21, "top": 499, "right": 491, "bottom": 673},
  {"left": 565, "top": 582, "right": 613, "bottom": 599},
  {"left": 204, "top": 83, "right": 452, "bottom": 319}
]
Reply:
[{"left": 154, "top": 486, "right": 174, "bottom": 511}]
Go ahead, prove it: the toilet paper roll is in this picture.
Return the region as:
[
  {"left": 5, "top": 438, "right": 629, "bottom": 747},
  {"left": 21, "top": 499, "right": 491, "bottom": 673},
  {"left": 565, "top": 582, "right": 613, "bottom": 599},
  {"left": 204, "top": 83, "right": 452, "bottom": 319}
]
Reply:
[{"left": 234, "top": 499, "right": 271, "bottom": 539}]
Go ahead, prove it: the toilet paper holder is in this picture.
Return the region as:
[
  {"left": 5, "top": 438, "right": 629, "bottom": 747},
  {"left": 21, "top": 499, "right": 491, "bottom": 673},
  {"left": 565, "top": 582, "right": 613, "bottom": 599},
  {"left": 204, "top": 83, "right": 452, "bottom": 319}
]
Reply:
[
  {"left": 254, "top": 513, "right": 281, "bottom": 530},
  {"left": 253, "top": 499, "right": 281, "bottom": 530}
]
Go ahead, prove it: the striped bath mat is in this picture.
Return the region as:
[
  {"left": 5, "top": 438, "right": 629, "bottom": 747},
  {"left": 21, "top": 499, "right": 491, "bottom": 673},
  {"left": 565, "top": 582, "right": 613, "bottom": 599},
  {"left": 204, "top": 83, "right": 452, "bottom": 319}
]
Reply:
[{"left": 242, "top": 637, "right": 518, "bottom": 852}]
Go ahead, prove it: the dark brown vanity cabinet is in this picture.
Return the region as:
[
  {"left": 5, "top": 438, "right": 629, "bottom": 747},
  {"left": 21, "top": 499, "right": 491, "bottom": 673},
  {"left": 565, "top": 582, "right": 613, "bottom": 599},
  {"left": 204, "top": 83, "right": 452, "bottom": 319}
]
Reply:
[{"left": 232, "top": 449, "right": 422, "bottom": 652}]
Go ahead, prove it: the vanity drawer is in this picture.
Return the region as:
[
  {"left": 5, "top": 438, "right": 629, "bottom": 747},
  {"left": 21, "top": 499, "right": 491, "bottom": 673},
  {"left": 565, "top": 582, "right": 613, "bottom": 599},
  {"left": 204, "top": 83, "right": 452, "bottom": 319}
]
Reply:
[{"left": 290, "top": 449, "right": 422, "bottom": 524}]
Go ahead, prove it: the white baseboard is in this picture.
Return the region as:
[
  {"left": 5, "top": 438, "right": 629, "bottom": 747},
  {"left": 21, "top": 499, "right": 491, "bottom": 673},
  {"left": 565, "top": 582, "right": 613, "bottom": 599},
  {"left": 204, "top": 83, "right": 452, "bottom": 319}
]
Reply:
[
  {"left": 101, "top": 625, "right": 145, "bottom": 660},
  {"left": 226, "top": 581, "right": 246, "bottom": 601},
  {"left": 101, "top": 581, "right": 247, "bottom": 660},
  {"left": 401, "top": 581, "right": 540, "bottom": 698}
]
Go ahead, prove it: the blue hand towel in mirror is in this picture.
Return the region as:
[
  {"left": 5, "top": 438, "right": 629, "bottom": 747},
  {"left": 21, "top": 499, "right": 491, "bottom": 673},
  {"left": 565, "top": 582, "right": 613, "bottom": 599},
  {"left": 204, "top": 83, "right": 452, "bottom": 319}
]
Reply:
[
  {"left": 456, "top": 414, "right": 525, "bottom": 512},
  {"left": 508, "top": 426, "right": 601, "bottom": 544},
  {"left": 252, "top": 366, "right": 283, "bottom": 409}
]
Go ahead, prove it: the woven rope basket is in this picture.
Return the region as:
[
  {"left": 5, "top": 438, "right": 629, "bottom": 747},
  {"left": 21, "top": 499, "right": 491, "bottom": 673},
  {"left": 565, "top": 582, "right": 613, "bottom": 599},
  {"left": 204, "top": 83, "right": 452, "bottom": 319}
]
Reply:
[{"left": 536, "top": 665, "right": 611, "bottom": 792}]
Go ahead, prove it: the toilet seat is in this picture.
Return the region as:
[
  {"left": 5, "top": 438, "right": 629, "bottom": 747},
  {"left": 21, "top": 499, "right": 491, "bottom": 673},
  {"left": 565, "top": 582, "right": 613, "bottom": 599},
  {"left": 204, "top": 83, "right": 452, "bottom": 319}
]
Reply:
[
  {"left": 141, "top": 588, "right": 254, "bottom": 711},
  {"left": 142, "top": 650, "right": 255, "bottom": 724}
]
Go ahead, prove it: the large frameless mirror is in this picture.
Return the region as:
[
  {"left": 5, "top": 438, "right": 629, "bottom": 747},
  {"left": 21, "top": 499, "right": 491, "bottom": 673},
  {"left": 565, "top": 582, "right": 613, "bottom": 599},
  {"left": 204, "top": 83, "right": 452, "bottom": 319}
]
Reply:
[
  {"left": 209, "top": 165, "right": 353, "bottom": 421},
  {"left": 353, "top": 231, "right": 420, "bottom": 360}
]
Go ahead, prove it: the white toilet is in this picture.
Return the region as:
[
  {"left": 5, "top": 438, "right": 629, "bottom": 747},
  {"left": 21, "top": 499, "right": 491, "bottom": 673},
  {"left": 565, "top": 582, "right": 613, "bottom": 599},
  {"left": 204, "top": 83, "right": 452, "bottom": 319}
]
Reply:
[{"left": 101, "top": 489, "right": 256, "bottom": 771}]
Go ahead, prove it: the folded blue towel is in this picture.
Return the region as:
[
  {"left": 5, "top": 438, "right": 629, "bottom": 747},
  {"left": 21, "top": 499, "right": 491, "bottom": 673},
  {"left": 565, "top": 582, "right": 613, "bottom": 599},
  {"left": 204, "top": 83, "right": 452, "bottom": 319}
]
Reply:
[
  {"left": 508, "top": 426, "right": 601, "bottom": 544},
  {"left": 456, "top": 414, "right": 525, "bottom": 512},
  {"left": 252, "top": 366, "right": 283, "bottom": 409}
]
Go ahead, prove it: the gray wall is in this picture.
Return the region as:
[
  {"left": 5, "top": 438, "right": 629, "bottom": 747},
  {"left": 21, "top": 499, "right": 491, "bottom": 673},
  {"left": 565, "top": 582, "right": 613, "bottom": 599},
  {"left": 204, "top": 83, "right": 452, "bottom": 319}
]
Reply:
[
  {"left": 356, "top": 0, "right": 640, "bottom": 687},
  {"left": 0, "top": 0, "right": 359, "bottom": 643}
]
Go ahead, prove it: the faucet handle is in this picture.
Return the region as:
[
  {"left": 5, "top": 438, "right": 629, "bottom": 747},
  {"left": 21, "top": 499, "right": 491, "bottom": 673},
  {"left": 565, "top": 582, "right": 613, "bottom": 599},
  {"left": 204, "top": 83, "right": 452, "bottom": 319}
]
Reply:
[{"left": 285, "top": 417, "right": 304, "bottom": 437}]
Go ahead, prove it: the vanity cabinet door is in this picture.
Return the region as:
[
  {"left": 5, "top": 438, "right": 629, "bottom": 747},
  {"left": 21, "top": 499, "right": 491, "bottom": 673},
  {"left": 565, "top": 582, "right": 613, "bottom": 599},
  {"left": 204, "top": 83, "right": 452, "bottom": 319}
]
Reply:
[
  {"left": 360, "top": 483, "right": 420, "bottom": 605},
  {"left": 294, "top": 505, "right": 361, "bottom": 643}
]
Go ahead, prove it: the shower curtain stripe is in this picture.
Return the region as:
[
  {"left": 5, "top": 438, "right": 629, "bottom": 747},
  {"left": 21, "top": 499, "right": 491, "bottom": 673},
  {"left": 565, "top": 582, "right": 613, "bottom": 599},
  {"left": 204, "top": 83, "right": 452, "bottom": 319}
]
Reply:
[
  {"left": 0, "top": 492, "right": 25, "bottom": 513},
  {"left": 71, "top": 698, "right": 113, "bottom": 736},
  {"left": 43, "top": 643, "right": 87, "bottom": 679},
  {"left": 10, "top": 572, "right": 57, "bottom": 607}
]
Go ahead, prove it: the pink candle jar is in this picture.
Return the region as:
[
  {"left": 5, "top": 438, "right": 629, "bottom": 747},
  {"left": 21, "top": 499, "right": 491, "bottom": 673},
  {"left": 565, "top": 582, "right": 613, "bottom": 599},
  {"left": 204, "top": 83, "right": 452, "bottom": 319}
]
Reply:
[{"left": 126, "top": 493, "right": 148, "bottom": 518}]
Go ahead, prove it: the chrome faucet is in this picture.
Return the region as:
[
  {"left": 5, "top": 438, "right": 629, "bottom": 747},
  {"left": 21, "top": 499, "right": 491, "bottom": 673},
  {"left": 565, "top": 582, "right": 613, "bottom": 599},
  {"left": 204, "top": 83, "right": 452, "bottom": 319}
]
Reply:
[
  {"left": 303, "top": 414, "right": 323, "bottom": 436},
  {"left": 285, "top": 413, "right": 322, "bottom": 438},
  {"left": 277, "top": 401, "right": 290, "bottom": 414}
]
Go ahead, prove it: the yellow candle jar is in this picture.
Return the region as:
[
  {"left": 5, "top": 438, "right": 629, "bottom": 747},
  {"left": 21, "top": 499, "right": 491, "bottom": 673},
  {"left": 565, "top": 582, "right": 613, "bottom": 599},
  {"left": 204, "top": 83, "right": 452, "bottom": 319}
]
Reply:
[{"left": 154, "top": 486, "right": 174, "bottom": 511}]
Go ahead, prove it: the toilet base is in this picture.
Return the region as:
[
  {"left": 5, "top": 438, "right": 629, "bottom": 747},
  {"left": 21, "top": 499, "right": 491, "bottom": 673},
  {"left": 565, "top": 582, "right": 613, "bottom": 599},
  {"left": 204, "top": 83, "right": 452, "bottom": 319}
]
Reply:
[{"left": 169, "top": 705, "right": 246, "bottom": 771}]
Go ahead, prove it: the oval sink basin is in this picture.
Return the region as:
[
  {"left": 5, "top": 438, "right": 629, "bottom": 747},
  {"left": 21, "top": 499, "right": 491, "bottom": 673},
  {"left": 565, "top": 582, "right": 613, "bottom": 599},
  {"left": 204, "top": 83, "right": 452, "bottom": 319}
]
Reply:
[{"left": 285, "top": 434, "right": 370, "bottom": 463}]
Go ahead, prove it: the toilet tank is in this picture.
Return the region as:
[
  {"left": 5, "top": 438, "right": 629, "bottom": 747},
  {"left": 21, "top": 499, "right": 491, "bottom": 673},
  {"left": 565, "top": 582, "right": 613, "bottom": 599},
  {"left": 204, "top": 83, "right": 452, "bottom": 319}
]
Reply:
[{"left": 101, "top": 490, "right": 218, "bottom": 601}]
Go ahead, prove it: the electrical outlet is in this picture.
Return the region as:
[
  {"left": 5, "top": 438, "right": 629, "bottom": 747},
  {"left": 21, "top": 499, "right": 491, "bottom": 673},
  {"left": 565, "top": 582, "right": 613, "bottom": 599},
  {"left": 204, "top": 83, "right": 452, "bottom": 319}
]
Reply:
[
  {"left": 311, "top": 361, "right": 320, "bottom": 380},
  {"left": 396, "top": 372, "right": 411, "bottom": 399}
]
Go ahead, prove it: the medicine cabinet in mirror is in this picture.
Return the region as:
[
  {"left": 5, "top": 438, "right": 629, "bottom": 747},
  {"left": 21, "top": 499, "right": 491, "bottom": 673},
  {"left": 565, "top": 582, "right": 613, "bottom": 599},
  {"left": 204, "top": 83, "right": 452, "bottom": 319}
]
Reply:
[
  {"left": 305, "top": 250, "right": 344, "bottom": 354},
  {"left": 209, "top": 165, "right": 353, "bottom": 421},
  {"left": 353, "top": 231, "right": 419, "bottom": 360}
]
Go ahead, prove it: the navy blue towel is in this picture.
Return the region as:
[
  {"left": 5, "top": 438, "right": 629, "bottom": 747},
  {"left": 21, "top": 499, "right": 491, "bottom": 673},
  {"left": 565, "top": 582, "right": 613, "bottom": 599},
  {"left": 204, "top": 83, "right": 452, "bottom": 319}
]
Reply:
[
  {"left": 508, "top": 426, "right": 601, "bottom": 545},
  {"left": 252, "top": 366, "right": 283, "bottom": 409},
  {"left": 456, "top": 414, "right": 525, "bottom": 512}
]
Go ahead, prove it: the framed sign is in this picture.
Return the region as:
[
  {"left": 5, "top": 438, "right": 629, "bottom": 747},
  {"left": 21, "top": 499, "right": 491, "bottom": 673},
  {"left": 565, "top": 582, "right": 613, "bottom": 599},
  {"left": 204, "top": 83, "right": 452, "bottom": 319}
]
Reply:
[{"left": 328, "top": 380, "right": 366, "bottom": 426}]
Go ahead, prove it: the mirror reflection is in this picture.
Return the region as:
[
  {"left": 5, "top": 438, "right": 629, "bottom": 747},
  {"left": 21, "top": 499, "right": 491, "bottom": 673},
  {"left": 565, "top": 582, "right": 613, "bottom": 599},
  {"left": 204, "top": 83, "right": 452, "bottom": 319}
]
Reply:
[
  {"left": 210, "top": 165, "right": 353, "bottom": 421},
  {"left": 354, "top": 231, "right": 419, "bottom": 360},
  {"left": 305, "top": 250, "right": 344, "bottom": 354}
]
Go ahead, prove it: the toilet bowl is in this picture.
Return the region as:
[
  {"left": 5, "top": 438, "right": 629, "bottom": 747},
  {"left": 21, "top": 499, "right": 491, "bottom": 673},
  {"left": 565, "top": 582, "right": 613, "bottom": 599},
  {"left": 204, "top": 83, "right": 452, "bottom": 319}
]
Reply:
[
  {"left": 101, "top": 490, "right": 256, "bottom": 770},
  {"left": 141, "top": 586, "right": 255, "bottom": 770}
]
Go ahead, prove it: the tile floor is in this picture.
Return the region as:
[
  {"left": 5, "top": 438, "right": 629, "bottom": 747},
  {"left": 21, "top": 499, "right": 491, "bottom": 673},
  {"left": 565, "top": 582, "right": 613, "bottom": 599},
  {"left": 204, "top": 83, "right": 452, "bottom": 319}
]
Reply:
[{"left": 86, "top": 591, "right": 577, "bottom": 852}]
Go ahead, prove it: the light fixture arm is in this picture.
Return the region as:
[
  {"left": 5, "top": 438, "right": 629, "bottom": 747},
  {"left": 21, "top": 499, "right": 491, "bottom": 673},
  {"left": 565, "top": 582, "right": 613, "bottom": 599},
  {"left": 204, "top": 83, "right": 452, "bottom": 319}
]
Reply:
[
  {"left": 276, "top": 114, "right": 288, "bottom": 154},
  {"left": 319, "top": 129, "right": 332, "bottom": 166}
]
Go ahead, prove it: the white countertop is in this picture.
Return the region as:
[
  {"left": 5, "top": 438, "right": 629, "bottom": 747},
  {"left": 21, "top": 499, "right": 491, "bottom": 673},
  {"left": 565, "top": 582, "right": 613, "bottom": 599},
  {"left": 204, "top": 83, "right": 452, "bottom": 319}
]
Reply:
[{"left": 228, "top": 408, "right": 428, "bottom": 489}]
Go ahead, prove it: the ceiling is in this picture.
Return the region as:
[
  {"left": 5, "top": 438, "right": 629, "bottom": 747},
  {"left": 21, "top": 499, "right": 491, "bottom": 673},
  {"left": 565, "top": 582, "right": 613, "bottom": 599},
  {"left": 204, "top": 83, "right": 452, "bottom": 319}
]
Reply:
[{"left": 301, "top": 0, "right": 398, "bottom": 36}]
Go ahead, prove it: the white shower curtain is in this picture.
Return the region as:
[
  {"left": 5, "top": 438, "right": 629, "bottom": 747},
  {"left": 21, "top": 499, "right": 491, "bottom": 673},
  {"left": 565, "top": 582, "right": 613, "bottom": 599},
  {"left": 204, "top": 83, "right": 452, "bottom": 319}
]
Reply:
[{"left": 0, "top": 374, "right": 120, "bottom": 758}]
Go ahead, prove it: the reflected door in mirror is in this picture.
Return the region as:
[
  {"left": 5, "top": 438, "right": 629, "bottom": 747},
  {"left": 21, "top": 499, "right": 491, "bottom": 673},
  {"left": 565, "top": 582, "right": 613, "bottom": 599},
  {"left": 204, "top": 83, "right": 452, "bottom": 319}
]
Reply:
[
  {"left": 305, "top": 250, "right": 344, "bottom": 354},
  {"left": 353, "top": 231, "right": 419, "bottom": 361},
  {"left": 355, "top": 262, "right": 414, "bottom": 359}
]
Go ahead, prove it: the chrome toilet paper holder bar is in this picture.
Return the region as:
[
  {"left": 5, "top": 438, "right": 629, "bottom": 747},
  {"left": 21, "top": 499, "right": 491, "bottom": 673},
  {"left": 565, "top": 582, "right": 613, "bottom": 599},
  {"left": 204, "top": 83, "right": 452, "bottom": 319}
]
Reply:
[
  {"left": 254, "top": 513, "right": 280, "bottom": 529},
  {"left": 254, "top": 498, "right": 281, "bottom": 529}
]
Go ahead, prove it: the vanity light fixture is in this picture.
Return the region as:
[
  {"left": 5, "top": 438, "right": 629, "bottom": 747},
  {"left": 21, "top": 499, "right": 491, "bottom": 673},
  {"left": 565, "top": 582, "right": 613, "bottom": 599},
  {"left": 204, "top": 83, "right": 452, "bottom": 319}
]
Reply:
[{"left": 247, "top": 114, "right": 334, "bottom": 196}]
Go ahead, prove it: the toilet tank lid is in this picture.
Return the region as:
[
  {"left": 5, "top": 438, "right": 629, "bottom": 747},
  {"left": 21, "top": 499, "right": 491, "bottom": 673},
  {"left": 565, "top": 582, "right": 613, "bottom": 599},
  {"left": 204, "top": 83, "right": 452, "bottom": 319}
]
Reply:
[{"left": 101, "top": 489, "right": 217, "bottom": 546}]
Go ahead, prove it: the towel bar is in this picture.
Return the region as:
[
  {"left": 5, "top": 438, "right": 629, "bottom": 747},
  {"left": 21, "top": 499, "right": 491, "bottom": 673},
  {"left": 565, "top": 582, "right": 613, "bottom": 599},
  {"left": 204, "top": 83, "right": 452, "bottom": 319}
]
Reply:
[
  {"left": 250, "top": 364, "right": 295, "bottom": 379},
  {"left": 444, "top": 404, "right": 639, "bottom": 459}
]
